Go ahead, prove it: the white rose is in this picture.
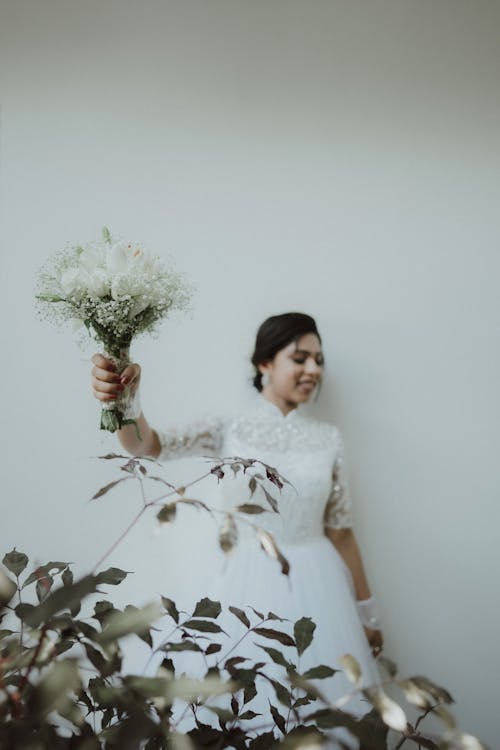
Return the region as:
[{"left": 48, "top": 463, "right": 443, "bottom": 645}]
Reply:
[
  {"left": 111, "top": 273, "right": 134, "bottom": 300},
  {"left": 60, "top": 266, "right": 90, "bottom": 297},
  {"left": 107, "top": 241, "right": 134, "bottom": 275},
  {"left": 79, "top": 247, "right": 106, "bottom": 275},
  {"left": 86, "top": 268, "right": 109, "bottom": 298}
]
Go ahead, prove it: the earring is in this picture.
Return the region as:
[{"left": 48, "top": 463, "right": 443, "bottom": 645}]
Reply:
[{"left": 261, "top": 372, "right": 270, "bottom": 386}]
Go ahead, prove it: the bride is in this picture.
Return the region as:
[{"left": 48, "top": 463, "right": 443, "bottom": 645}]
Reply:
[{"left": 91, "top": 311, "right": 384, "bottom": 745}]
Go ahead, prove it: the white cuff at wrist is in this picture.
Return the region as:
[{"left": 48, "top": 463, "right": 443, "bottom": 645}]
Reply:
[{"left": 357, "top": 596, "right": 381, "bottom": 630}]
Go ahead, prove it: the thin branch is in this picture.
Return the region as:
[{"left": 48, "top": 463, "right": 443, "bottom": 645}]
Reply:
[{"left": 92, "top": 506, "right": 147, "bottom": 573}]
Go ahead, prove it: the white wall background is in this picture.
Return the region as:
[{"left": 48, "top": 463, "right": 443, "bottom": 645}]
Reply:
[{"left": 1, "top": 0, "right": 499, "bottom": 744}]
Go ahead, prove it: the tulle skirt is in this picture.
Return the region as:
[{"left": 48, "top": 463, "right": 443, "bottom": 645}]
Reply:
[{"left": 159, "top": 533, "right": 380, "bottom": 749}]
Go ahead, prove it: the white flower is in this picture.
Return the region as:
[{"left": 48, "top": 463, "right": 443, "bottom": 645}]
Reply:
[
  {"left": 86, "top": 268, "right": 109, "bottom": 298},
  {"left": 79, "top": 247, "right": 106, "bottom": 274},
  {"left": 110, "top": 274, "right": 134, "bottom": 301},
  {"left": 60, "top": 266, "right": 90, "bottom": 298},
  {"left": 107, "top": 241, "right": 133, "bottom": 275}
]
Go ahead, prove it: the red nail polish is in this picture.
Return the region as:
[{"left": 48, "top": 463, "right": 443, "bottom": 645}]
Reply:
[{"left": 121, "top": 377, "right": 129, "bottom": 385}]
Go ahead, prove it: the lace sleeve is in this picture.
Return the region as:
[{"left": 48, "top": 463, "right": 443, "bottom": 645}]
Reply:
[
  {"left": 323, "top": 430, "right": 353, "bottom": 530},
  {"left": 156, "top": 414, "right": 225, "bottom": 462}
]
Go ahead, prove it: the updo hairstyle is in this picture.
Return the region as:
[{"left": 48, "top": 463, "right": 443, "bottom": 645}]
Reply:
[{"left": 251, "top": 312, "right": 322, "bottom": 392}]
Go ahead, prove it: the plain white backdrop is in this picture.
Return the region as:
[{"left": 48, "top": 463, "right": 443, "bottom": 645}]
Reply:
[{"left": 1, "top": 0, "right": 499, "bottom": 744}]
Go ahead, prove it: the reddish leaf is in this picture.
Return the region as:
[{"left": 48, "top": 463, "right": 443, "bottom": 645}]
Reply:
[
  {"left": 254, "top": 627, "right": 295, "bottom": 647},
  {"left": 269, "top": 702, "right": 286, "bottom": 734}
]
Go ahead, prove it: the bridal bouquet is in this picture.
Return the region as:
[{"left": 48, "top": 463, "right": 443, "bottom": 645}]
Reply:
[{"left": 36, "top": 227, "right": 193, "bottom": 433}]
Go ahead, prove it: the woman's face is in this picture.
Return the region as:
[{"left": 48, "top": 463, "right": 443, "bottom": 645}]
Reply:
[{"left": 259, "top": 333, "right": 324, "bottom": 412}]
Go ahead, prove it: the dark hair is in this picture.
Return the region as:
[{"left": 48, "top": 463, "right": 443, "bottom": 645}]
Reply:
[{"left": 251, "top": 312, "right": 322, "bottom": 392}]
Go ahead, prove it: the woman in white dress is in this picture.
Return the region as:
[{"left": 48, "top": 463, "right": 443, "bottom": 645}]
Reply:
[{"left": 91, "top": 312, "right": 384, "bottom": 747}]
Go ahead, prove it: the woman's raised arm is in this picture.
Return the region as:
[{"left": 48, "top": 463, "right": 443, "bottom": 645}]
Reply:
[{"left": 91, "top": 353, "right": 161, "bottom": 458}]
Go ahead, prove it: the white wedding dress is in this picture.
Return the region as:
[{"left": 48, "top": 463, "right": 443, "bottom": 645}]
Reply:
[{"left": 155, "top": 392, "right": 381, "bottom": 747}]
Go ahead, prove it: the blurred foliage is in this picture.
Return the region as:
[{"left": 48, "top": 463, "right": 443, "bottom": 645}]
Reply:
[
  {"left": 0, "top": 454, "right": 488, "bottom": 750},
  {"left": 0, "top": 550, "right": 486, "bottom": 750}
]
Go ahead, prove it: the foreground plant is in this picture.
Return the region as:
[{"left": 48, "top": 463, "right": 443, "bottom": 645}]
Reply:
[
  {"left": 0, "top": 549, "right": 485, "bottom": 750},
  {"left": 0, "top": 451, "right": 489, "bottom": 749}
]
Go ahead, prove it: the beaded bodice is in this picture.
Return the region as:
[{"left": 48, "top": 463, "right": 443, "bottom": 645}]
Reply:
[{"left": 157, "top": 393, "right": 353, "bottom": 547}]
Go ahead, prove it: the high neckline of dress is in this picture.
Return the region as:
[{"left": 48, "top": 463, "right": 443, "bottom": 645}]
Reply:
[{"left": 255, "top": 392, "right": 302, "bottom": 420}]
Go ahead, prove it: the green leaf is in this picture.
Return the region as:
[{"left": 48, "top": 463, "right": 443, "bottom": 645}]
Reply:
[
  {"left": 157, "top": 503, "right": 177, "bottom": 523},
  {"left": 249, "top": 606, "right": 265, "bottom": 619},
  {"left": 219, "top": 515, "right": 237, "bottom": 553},
  {"left": 36, "top": 293, "right": 66, "bottom": 303},
  {"left": 62, "top": 567, "right": 73, "bottom": 587},
  {"left": 254, "top": 627, "right": 295, "bottom": 647},
  {"left": 279, "top": 727, "right": 324, "bottom": 748},
  {"left": 31, "top": 659, "right": 81, "bottom": 716},
  {"left": 204, "top": 705, "right": 234, "bottom": 722},
  {"left": 239, "top": 710, "right": 261, "bottom": 720},
  {"left": 257, "top": 530, "right": 290, "bottom": 575},
  {"left": 362, "top": 687, "right": 408, "bottom": 731},
  {"left": 123, "top": 675, "right": 170, "bottom": 698},
  {"left": 289, "top": 672, "right": 328, "bottom": 704},
  {"left": 74, "top": 619, "right": 99, "bottom": 640},
  {"left": 269, "top": 702, "right": 286, "bottom": 734},
  {"left": 231, "top": 694, "right": 239, "bottom": 715},
  {"left": 294, "top": 617, "right": 316, "bottom": 656},
  {"left": 0, "top": 570, "right": 16, "bottom": 604},
  {"left": 3, "top": 549, "right": 29, "bottom": 576},
  {"left": 123, "top": 604, "right": 155, "bottom": 646},
  {"left": 183, "top": 619, "right": 225, "bottom": 633},
  {"left": 224, "top": 656, "right": 248, "bottom": 671},
  {"left": 292, "top": 696, "right": 312, "bottom": 708},
  {"left": 92, "top": 477, "right": 130, "bottom": 500},
  {"left": 93, "top": 600, "right": 117, "bottom": 625},
  {"left": 302, "top": 665, "right": 337, "bottom": 679},
  {"left": 236, "top": 504, "right": 265, "bottom": 514},
  {"left": 102, "top": 707, "right": 114, "bottom": 728},
  {"left": 270, "top": 678, "right": 292, "bottom": 707},
  {"left": 23, "top": 562, "right": 70, "bottom": 588},
  {"left": 96, "top": 602, "right": 162, "bottom": 643},
  {"left": 161, "top": 596, "right": 179, "bottom": 623},
  {"left": 102, "top": 226, "right": 112, "bottom": 244},
  {"left": 36, "top": 573, "right": 54, "bottom": 602},
  {"left": 228, "top": 605, "right": 250, "bottom": 628},
  {"left": 205, "top": 643, "right": 222, "bottom": 655},
  {"left": 23, "top": 575, "right": 99, "bottom": 628},
  {"left": 244, "top": 681, "right": 257, "bottom": 705},
  {"left": 304, "top": 707, "right": 357, "bottom": 730},
  {"left": 192, "top": 597, "right": 221, "bottom": 619},
  {"left": 248, "top": 731, "right": 275, "bottom": 750},
  {"left": 255, "top": 643, "right": 290, "bottom": 667},
  {"left": 262, "top": 488, "right": 278, "bottom": 513},
  {"left": 15, "top": 602, "right": 36, "bottom": 621},
  {"left": 160, "top": 640, "right": 202, "bottom": 653},
  {"left": 84, "top": 642, "right": 107, "bottom": 674},
  {"left": 266, "top": 611, "right": 287, "bottom": 622},
  {"left": 161, "top": 656, "right": 175, "bottom": 674},
  {"left": 96, "top": 567, "right": 130, "bottom": 586}
]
